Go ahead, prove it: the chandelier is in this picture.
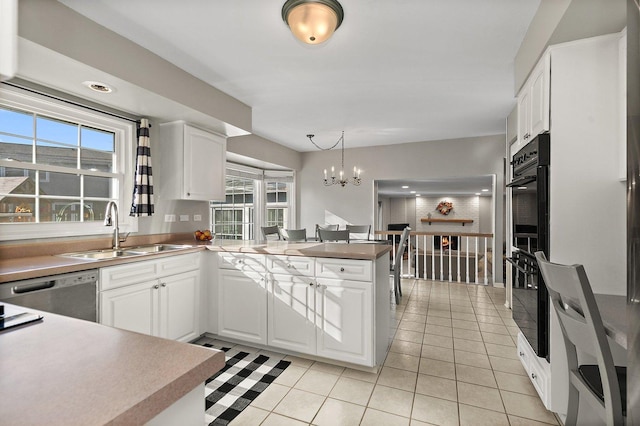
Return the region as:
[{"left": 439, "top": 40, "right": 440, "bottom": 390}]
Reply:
[{"left": 308, "top": 131, "right": 361, "bottom": 187}]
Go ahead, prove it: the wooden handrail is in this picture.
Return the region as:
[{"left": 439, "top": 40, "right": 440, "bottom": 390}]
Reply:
[{"left": 375, "top": 230, "right": 493, "bottom": 238}]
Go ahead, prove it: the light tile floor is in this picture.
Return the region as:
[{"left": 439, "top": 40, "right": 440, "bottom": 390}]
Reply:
[{"left": 214, "top": 279, "right": 560, "bottom": 426}]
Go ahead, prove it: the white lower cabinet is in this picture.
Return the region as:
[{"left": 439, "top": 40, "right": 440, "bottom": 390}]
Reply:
[
  {"left": 517, "top": 332, "right": 551, "bottom": 408},
  {"left": 315, "top": 278, "right": 372, "bottom": 366},
  {"left": 218, "top": 268, "right": 267, "bottom": 345},
  {"left": 100, "top": 279, "right": 156, "bottom": 336},
  {"left": 215, "top": 253, "right": 381, "bottom": 367},
  {"left": 99, "top": 254, "right": 201, "bottom": 342},
  {"left": 268, "top": 273, "right": 316, "bottom": 353}
]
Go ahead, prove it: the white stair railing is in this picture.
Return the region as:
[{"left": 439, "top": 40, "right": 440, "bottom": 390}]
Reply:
[{"left": 376, "top": 230, "right": 494, "bottom": 285}]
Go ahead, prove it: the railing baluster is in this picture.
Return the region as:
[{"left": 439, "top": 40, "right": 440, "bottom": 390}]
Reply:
[
  {"left": 465, "top": 236, "right": 470, "bottom": 284},
  {"left": 431, "top": 235, "right": 435, "bottom": 281},
  {"left": 448, "top": 235, "right": 452, "bottom": 282},
  {"left": 422, "top": 235, "right": 427, "bottom": 280},
  {"left": 475, "top": 236, "right": 479, "bottom": 284},
  {"left": 457, "top": 243, "right": 461, "bottom": 283},
  {"left": 484, "top": 236, "right": 489, "bottom": 285}
]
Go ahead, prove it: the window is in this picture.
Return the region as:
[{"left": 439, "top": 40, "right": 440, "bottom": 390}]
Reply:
[
  {"left": 211, "top": 166, "right": 294, "bottom": 240},
  {"left": 0, "top": 85, "right": 136, "bottom": 240},
  {"left": 212, "top": 175, "right": 255, "bottom": 240}
]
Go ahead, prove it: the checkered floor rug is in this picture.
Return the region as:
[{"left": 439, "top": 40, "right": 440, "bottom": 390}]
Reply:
[{"left": 199, "top": 344, "right": 291, "bottom": 425}]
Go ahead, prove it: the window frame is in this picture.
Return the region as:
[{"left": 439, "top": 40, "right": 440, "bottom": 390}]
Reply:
[
  {"left": 210, "top": 164, "right": 295, "bottom": 240},
  {"left": 0, "top": 85, "right": 137, "bottom": 241}
]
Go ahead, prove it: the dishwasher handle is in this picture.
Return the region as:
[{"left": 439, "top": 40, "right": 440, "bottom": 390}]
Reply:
[{"left": 13, "top": 280, "right": 56, "bottom": 294}]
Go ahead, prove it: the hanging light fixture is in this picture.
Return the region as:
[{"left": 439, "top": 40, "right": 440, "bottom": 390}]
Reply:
[
  {"left": 282, "top": 0, "right": 344, "bottom": 45},
  {"left": 308, "top": 132, "right": 361, "bottom": 187}
]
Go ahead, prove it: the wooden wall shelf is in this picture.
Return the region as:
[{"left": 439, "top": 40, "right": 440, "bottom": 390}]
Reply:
[{"left": 421, "top": 218, "right": 474, "bottom": 226}]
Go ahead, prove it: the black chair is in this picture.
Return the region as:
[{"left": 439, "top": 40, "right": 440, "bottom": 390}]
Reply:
[
  {"left": 281, "top": 228, "right": 307, "bottom": 242},
  {"left": 535, "top": 252, "right": 626, "bottom": 426},
  {"left": 391, "top": 227, "right": 411, "bottom": 304},
  {"left": 261, "top": 226, "right": 281, "bottom": 240},
  {"left": 318, "top": 229, "right": 349, "bottom": 243}
]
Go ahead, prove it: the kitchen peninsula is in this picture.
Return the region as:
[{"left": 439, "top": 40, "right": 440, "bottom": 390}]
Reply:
[
  {"left": 206, "top": 241, "right": 392, "bottom": 368},
  {"left": 0, "top": 302, "right": 225, "bottom": 425}
]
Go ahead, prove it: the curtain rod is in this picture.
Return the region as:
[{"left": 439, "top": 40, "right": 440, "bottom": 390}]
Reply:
[{"left": 1, "top": 80, "right": 144, "bottom": 125}]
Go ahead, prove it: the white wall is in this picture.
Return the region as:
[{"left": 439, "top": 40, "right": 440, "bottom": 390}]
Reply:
[
  {"left": 298, "top": 134, "right": 506, "bottom": 283},
  {"left": 416, "top": 196, "right": 480, "bottom": 234}
]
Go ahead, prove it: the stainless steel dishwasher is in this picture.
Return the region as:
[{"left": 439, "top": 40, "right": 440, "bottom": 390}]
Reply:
[{"left": 0, "top": 270, "right": 98, "bottom": 322}]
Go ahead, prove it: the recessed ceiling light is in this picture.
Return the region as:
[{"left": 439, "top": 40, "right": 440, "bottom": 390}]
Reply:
[
  {"left": 82, "top": 81, "right": 114, "bottom": 94},
  {"left": 481, "top": 188, "right": 489, "bottom": 192},
  {"left": 402, "top": 185, "right": 409, "bottom": 189},
  {"left": 415, "top": 194, "right": 421, "bottom": 197},
  {"left": 475, "top": 192, "right": 481, "bottom": 195},
  {"left": 410, "top": 190, "right": 416, "bottom": 194}
]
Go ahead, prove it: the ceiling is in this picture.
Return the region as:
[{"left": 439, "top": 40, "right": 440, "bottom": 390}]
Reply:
[
  {"left": 377, "top": 176, "right": 494, "bottom": 198},
  {"left": 56, "top": 0, "right": 540, "bottom": 152}
]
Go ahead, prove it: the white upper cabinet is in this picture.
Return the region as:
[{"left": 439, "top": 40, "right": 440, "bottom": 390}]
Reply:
[
  {"left": 158, "top": 121, "right": 226, "bottom": 201},
  {"left": 517, "top": 54, "right": 550, "bottom": 147}
]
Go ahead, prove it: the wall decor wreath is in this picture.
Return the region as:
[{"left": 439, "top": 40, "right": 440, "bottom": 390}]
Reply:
[{"left": 436, "top": 201, "right": 453, "bottom": 215}]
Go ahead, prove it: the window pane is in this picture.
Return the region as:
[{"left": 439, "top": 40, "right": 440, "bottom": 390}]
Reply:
[
  {"left": 0, "top": 197, "right": 35, "bottom": 223},
  {"left": 0, "top": 134, "right": 33, "bottom": 162},
  {"left": 85, "top": 175, "right": 113, "bottom": 198},
  {"left": 51, "top": 200, "right": 106, "bottom": 222},
  {"left": 267, "top": 192, "right": 276, "bottom": 203},
  {"left": 81, "top": 127, "right": 114, "bottom": 152},
  {"left": 0, "top": 168, "right": 36, "bottom": 195},
  {"left": 0, "top": 107, "right": 33, "bottom": 138},
  {"left": 36, "top": 116, "right": 77, "bottom": 145},
  {"left": 43, "top": 172, "right": 81, "bottom": 197},
  {"left": 81, "top": 148, "right": 114, "bottom": 172},
  {"left": 36, "top": 142, "right": 78, "bottom": 168}
]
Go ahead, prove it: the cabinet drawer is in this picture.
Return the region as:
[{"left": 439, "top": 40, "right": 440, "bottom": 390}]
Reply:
[
  {"left": 267, "top": 255, "right": 314, "bottom": 276},
  {"left": 100, "top": 260, "right": 158, "bottom": 291},
  {"left": 528, "top": 357, "right": 548, "bottom": 402},
  {"left": 157, "top": 253, "right": 201, "bottom": 277},
  {"left": 218, "top": 253, "right": 266, "bottom": 272},
  {"left": 315, "top": 258, "right": 372, "bottom": 282}
]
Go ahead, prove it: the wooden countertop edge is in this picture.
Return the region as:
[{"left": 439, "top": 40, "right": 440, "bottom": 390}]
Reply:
[{"left": 112, "top": 349, "right": 226, "bottom": 425}]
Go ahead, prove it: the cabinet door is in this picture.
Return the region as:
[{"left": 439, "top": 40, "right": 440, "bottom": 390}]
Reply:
[
  {"left": 159, "top": 270, "right": 200, "bottom": 342},
  {"left": 268, "top": 274, "right": 316, "bottom": 354},
  {"left": 100, "top": 281, "right": 157, "bottom": 335},
  {"left": 183, "top": 125, "right": 226, "bottom": 201},
  {"left": 315, "top": 278, "right": 373, "bottom": 366},
  {"left": 218, "top": 269, "right": 267, "bottom": 344},
  {"left": 529, "top": 61, "right": 549, "bottom": 137},
  {"left": 517, "top": 89, "right": 530, "bottom": 144}
]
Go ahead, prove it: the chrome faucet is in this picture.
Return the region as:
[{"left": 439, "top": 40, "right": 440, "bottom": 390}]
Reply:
[{"left": 104, "top": 201, "right": 120, "bottom": 249}]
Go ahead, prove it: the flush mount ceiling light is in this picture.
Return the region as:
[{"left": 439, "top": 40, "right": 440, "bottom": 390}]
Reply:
[
  {"left": 282, "top": 0, "right": 344, "bottom": 45},
  {"left": 82, "top": 80, "right": 114, "bottom": 94}
]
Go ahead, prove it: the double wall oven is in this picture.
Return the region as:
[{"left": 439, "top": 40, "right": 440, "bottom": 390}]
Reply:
[{"left": 507, "top": 133, "right": 550, "bottom": 359}]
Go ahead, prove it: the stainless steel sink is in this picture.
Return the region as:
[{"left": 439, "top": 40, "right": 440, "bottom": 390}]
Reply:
[
  {"left": 58, "top": 249, "right": 139, "bottom": 260},
  {"left": 58, "top": 244, "right": 193, "bottom": 260},
  {"left": 123, "top": 244, "right": 193, "bottom": 254}
]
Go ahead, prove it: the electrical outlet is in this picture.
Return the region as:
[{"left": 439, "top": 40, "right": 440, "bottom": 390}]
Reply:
[
  {"left": 179, "top": 215, "right": 190, "bottom": 222},
  {"left": 193, "top": 214, "right": 202, "bottom": 222},
  {"left": 164, "top": 214, "right": 176, "bottom": 222}
]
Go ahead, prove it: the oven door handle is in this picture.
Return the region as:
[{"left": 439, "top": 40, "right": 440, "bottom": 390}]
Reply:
[
  {"left": 506, "top": 257, "right": 536, "bottom": 275},
  {"left": 506, "top": 175, "right": 537, "bottom": 187}
]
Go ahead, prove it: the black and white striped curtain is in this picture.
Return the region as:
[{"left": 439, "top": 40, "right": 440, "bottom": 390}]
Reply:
[{"left": 130, "top": 118, "right": 154, "bottom": 216}]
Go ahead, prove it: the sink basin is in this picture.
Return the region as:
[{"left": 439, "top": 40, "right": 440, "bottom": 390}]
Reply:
[
  {"left": 123, "top": 244, "right": 193, "bottom": 254},
  {"left": 58, "top": 244, "right": 194, "bottom": 261},
  {"left": 59, "top": 249, "right": 139, "bottom": 260}
]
